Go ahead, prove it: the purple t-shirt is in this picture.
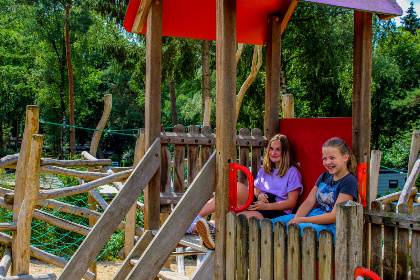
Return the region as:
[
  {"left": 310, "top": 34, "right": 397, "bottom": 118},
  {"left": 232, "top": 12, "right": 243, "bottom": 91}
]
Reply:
[{"left": 254, "top": 166, "right": 303, "bottom": 214}]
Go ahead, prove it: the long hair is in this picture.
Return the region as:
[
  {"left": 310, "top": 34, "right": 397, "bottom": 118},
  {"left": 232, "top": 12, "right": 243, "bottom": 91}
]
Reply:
[
  {"left": 263, "top": 134, "right": 293, "bottom": 178},
  {"left": 322, "top": 137, "right": 357, "bottom": 176}
]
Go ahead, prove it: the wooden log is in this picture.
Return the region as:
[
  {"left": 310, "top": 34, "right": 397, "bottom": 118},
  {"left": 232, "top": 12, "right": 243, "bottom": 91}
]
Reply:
[
  {"left": 40, "top": 158, "right": 112, "bottom": 167},
  {"left": 250, "top": 129, "right": 262, "bottom": 179},
  {"left": 383, "top": 202, "right": 397, "bottom": 279},
  {"left": 15, "top": 134, "right": 43, "bottom": 275},
  {"left": 113, "top": 230, "right": 154, "bottom": 280},
  {"left": 0, "top": 222, "right": 17, "bottom": 232},
  {"left": 302, "top": 227, "right": 317, "bottom": 280},
  {"left": 187, "top": 125, "right": 199, "bottom": 187},
  {"left": 398, "top": 157, "right": 420, "bottom": 205},
  {"left": 287, "top": 223, "right": 301, "bottom": 280},
  {"left": 226, "top": 212, "right": 237, "bottom": 280},
  {"left": 408, "top": 130, "right": 420, "bottom": 176},
  {"left": 12, "top": 105, "right": 39, "bottom": 276},
  {"left": 200, "top": 126, "right": 213, "bottom": 171},
  {"left": 124, "top": 152, "right": 216, "bottom": 280},
  {"left": 0, "top": 232, "right": 95, "bottom": 280},
  {"left": 370, "top": 201, "right": 382, "bottom": 276},
  {"left": 1, "top": 274, "right": 57, "bottom": 279},
  {"left": 412, "top": 205, "right": 420, "bottom": 280},
  {"left": 370, "top": 150, "right": 382, "bottom": 202},
  {"left": 261, "top": 219, "right": 274, "bottom": 280},
  {"left": 173, "top": 125, "right": 186, "bottom": 193},
  {"left": 281, "top": 94, "right": 294, "bottom": 118},
  {"left": 87, "top": 189, "right": 109, "bottom": 211},
  {"left": 203, "top": 97, "right": 212, "bottom": 127},
  {"left": 39, "top": 165, "right": 130, "bottom": 181},
  {"left": 33, "top": 209, "right": 90, "bottom": 235},
  {"left": 57, "top": 139, "right": 160, "bottom": 280},
  {"left": 376, "top": 187, "right": 418, "bottom": 204},
  {"left": 0, "top": 154, "right": 19, "bottom": 168},
  {"left": 273, "top": 221, "right": 286, "bottom": 280},
  {"left": 265, "top": 15, "right": 281, "bottom": 140},
  {"left": 236, "top": 214, "right": 248, "bottom": 280},
  {"left": 396, "top": 204, "right": 410, "bottom": 280},
  {"left": 248, "top": 216, "right": 260, "bottom": 280},
  {"left": 0, "top": 247, "right": 12, "bottom": 277},
  {"left": 335, "top": 200, "right": 363, "bottom": 279},
  {"left": 37, "top": 169, "right": 132, "bottom": 200},
  {"left": 319, "top": 229, "right": 334, "bottom": 280},
  {"left": 238, "top": 128, "right": 250, "bottom": 186}
]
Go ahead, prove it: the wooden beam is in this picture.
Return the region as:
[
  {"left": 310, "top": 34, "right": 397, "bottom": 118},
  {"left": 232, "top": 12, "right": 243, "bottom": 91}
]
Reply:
[
  {"left": 215, "top": 0, "right": 237, "bottom": 278},
  {"left": 265, "top": 15, "right": 282, "bottom": 140},
  {"left": 131, "top": 0, "right": 153, "bottom": 33},
  {"left": 12, "top": 105, "right": 39, "bottom": 276},
  {"left": 57, "top": 139, "right": 160, "bottom": 280},
  {"left": 39, "top": 165, "right": 130, "bottom": 181},
  {"left": 190, "top": 251, "right": 215, "bottom": 280},
  {"left": 408, "top": 130, "right": 420, "bottom": 176},
  {"left": 0, "top": 247, "right": 11, "bottom": 277},
  {"left": 0, "top": 223, "right": 17, "bottom": 232},
  {"left": 281, "top": 94, "right": 294, "bottom": 118},
  {"left": 40, "top": 158, "right": 112, "bottom": 167},
  {"left": 144, "top": 0, "right": 162, "bottom": 231},
  {"left": 0, "top": 154, "right": 19, "bottom": 168}
]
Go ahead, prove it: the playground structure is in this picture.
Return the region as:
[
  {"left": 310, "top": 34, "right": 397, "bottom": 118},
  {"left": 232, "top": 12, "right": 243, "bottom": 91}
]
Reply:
[{"left": 1, "top": 0, "right": 420, "bottom": 280}]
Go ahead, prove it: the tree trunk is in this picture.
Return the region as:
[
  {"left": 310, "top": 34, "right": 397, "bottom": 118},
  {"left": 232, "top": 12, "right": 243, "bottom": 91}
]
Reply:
[
  {"left": 169, "top": 72, "right": 178, "bottom": 126},
  {"left": 60, "top": 48, "right": 67, "bottom": 160},
  {"left": 201, "top": 40, "right": 210, "bottom": 121},
  {"left": 66, "top": 4, "right": 76, "bottom": 157},
  {"left": 0, "top": 120, "right": 3, "bottom": 153},
  {"left": 15, "top": 119, "right": 19, "bottom": 151}
]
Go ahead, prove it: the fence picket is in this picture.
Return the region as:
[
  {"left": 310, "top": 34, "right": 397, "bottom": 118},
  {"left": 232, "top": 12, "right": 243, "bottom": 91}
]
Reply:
[
  {"left": 411, "top": 205, "right": 420, "bottom": 280},
  {"left": 302, "top": 227, "right": 317, "bottom": 280},
  {"left": 370, "top": 201, "right": 382, "bottom": 277},
  {"left": 187, "top": 125, "right": 199, "bottom": 186},
  {"left": 396, "top": 204, "right": 410, "bottom": 280},
  {"left": 173, "top": 125, "right": 185, "bottom": 192},
  {"left": 226, "top": 212, "right": 237, "bottom": 280},
  {"left": 238, "top": 128, "right": 250, "bottom": 186},
  {"left": 249, "top": 217, "right": 261, "bottom": 280},
  {"left": 261, "top": 219, "right": 274, "bottom": 280},
  {"left": 318, "top": 229, "right": 334, "bottom": 280},
  {"left": 287, "top": 224, "right": 301, "bottom": 280},
  {"left": 236, "top": 214, "right": 248, "bottom": 280},
  {"left": 250, "top": 129, "right": 262, "bottom": 179},
  {"left": 273, "top": 221, "right": 287, "bottom": 280},
  {"left": 383, "top": 202, "right": 397, "bottom": 280}
]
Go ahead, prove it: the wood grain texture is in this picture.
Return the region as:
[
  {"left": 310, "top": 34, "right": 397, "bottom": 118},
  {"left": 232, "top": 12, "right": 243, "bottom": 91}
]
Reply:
[
  {"left": 226, "top": 212, "right": 237, "bottom": 280},
  {"left": 2, "top": 273, "right": 57, "bottom": 279},
  {"left": 57, "top": 139, "right": 160, "bottom": 280},
  {"left": 238, "top": 128, "right": 250, "bottom": 186},
  {"left": 383, "top": 202, "right": 396, "bottom": 280},
  {"left": 396, "top": 204, "right": 410, "bottom": 280},
  {"left": 0, "top": 153, "right": 19, "bottom": 168},
  {"left": 200, "top": 126, "right": 213, "bottom": 170},
  {"left": 370, "top": 201, "right": 382, "bottom": 276},
  {"left": 0, "top": 247, "right": 11, "bottom": 277},
  {"left": 236, "top": 214, "right": 248, "bottom": 280},
  {"left": 261, "top": 219, "right": 274, "bottom": 280},
  {"left": 248, "top": 217, "right": 260, "bottom": 280},
  {"left": 302, "top": 227, "right": 317, "bottom": 280},
  {"left": 251, "top": 129, "right": 262, "bottom": 179},
  {"left": 173, "top": 125, "right": 186, "bottom": 192},
  {"left": 370, "top": 150, "right": 382, "bottom": 202},
  {"left": 131, "top": 0, "right": 152, "bottom": 33},
  {"left": 187, "top": 125, "right": 199, "bottom": 186},
  {"left": 319, "top": 229, "right": 334, "bottom": 280},
  {"left": 0, "top": 223, "right": 17, "bottom": 232},
  {"left": 287, "top": 223, "right": 301, "bottom": 280},
  {"left": 281, "top": 94, "right": 294, "bottom": 118},
  {"left": 412, "top": 205, "right": 420, "bottom": 280},
  {"left": 273, "top": 221, "right": 286, "bottom": 280},
  {"left": 190, "top": 251, "right": 215, "bottom": 280},
  {"left": 408, "top": 130, "right": 420, "bottom": 176}
]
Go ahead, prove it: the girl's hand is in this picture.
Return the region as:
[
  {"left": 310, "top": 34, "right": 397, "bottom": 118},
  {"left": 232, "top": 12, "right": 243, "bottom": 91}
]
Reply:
[
  {"left": 248, "top": 201, "right": 270, "bottom": 210},
  {"left": 257, "top": 193, "right": 269, "bottom": 203},
  {"left": 287, "top": 217, "right": 306, "bottom": 225}
]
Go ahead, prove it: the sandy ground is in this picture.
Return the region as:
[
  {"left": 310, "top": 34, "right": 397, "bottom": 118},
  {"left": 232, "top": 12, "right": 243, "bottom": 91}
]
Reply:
[{"left": 25, "top": 258, "right": 197, "bottom": 279}]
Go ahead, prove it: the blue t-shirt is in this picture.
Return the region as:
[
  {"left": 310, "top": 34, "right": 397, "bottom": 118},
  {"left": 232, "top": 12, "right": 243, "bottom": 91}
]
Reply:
[
  {"left": 254, "top": 166, "right": 303, "bottom": 214},
  {"left": 315, "top": 172, "right": 358, "bottom": 213}
]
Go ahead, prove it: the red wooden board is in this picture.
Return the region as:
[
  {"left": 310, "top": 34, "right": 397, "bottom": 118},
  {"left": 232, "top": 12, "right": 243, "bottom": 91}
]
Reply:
[
  {"left": 279, "top": 117, "right": 352, "bottom": 210},
  {"left": 124, "top": 0, "right": 296, "bottom": 45}
]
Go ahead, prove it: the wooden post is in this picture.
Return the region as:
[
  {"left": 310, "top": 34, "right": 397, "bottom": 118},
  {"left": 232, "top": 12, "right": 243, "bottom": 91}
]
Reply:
[
  {"left": 335, "top": 200, "right": 363, "bottom": 279},
  {"left": 15, "top": 134, "right": 43, "bottom": 275},
  {"left": 203, "top": 97, "right": 212, "bottom": 127},
  {"left": 265, "top": 15, "right": 281, "bottom": 140},
  {"left": 12, "top": 105, "right": 39, "bottom": 276},
  {"left": 238, "top": 128, "right": 250, "bottom": 185},
  {"left": 370, "top": 150, "right": 382, "bottom": 202},
  {"left": 215, "top": 0, "right": 236, "bottom": 278},
  {"left": 144, "top": 0, "right": 162, "bottom": 231},
  {"left": 353, "top": 11, "right": 372, "bottom": 269},
  {"left": 408, "top": 130, "right": 420, "bottom": 176},
  {"left": 412, "top": 205, "right": 420, "bottom": 280},
  {"left": 281, "top": 94, "right": 294, "bottom": 118}
]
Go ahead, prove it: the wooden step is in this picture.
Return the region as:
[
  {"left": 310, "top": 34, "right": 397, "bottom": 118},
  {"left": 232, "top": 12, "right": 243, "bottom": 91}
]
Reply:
[
  {"left": 151, "top": 232, "right": 208, "bottom": 253},
  {"left": 158, "top": 267, "right": 189, "bottom": 280}
]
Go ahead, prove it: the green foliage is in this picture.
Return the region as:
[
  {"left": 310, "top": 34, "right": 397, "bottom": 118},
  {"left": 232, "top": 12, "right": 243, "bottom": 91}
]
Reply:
[{"left": 401, "top": 2, "right": 420, "bottom": 35}]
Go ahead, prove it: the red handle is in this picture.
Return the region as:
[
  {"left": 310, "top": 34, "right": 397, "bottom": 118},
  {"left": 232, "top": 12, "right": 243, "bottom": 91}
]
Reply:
[
  {"left": 355, "top": 267, "right": 382, "bottom": 280},
  {"left": 229, "top": 163, "right": 254, "bottom": 213},
  {"left": 357, "top": 163, "right": 367, "bottom": 207}
]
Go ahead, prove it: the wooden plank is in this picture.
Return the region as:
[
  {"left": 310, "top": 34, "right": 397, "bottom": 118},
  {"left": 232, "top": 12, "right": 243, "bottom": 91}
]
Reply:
[
  {"left": 370, "top": 201, "right": 382, "bottom": 276},
  {"left": 383, "top": 202, "right": 396, "bottom": 280},
  {"left": 273, "top": 221, "right": 286, "bottom": 280},
  {"left": 40, "top": 158, "right": 112, "bottom": 167},
  {"left": 160, "top": 125, "right": 172, "bottom": 216},
  {"left": 251, "top": 129, "right": 262, "bottom": 179},
  {"left": 287, "top": 224, "right": 301, "bottom": 280},
  {"left": 15, "top": 134, "right": 43, "bottom": 275},
  {"left": 200, "top": 126, "right": 213, "bottom": 170},
  {"left": 281, "top": 94, "right": 294, "bottom": 118},
  {"left": 57, "top": 139, "right": 160, "bottom": 280},
  {"left": 215, "top": 0, "right": 237, "bottom": 278},
  {"left": 318, "top": 229, "right": 334, "bottom": 280},
  {"left": 0, "top": 222, "right": 17, "bottom": 232},
  {"left": 144, "top": 0, "right": 162, "bottom": 231},
  {"left": 157, "top": 267, "right": 189, "bottom": 280},
  {"left": 131, "top": 0, "right": 152, "bottom": 33},
  {"left": 187, "top": 125, "right": 199, "bottom": 187},
  {"left": 190, "top": 251, "right": 215, "bottom": 280},
  {"left": 113, "top": 230, "right": 154, "bottom": 280},
  {"left": 226, "top": 212, "right": 237, "bottom": 280},
  {"left": 412, "top": 205, "right": 420, "bottom": 280},
  {"left": 396, "top": 204, "right": 410, "bottom": 280},
  {"left": 173, "top": 125, "right": 186, "bottom": 193},
  {"left": 408, "top": 130, "right": 420, "bottom": 176},
  {"left": 2, "top": 274, "right": 57, "bottom": 279},
  {"left": 124, "top": 152, "right": 216, "bottom": 280},
  {"left": 0, "top": 247, "right": 12, "bottom": 277},
  {"left": 248, "top": 217, "right": 260, "bottom": 280},
  {"left": 265, "top": 15, "right": 281, "bottom": 140},
  {"left": 261, "top": 219, "right": 274, "bottom": 280},
  {"left": 238, "top": 128, "right": 250, "bottom": 186},
  {"left": 335, "top": 200, "right": 363, "bottom": 279},
  {"left": 302, "top": 227, "right": 317, "bottom": 280},
  {"left": 370, "top": 150, "right": 382, "bottom": 201},
  {"left": 12, "top": 105, "right": 39, "bottom": 276},
  {"left": 363, "top": 206, "right": 420, "bottom": 230},
  {"left": 236, "top": 214, "right": 248, "bottom": 280}
]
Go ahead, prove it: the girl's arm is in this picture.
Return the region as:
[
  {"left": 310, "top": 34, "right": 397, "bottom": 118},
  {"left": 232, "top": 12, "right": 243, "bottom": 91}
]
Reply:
[
  {"left": 250, "top": 188, "right": 300, "bottom": 211},
  {"left": 293, "top": 186, "right": 318, "bottom": 218},
  {"left": 288, "top": 193, "right": 354, "bottom": 225}
]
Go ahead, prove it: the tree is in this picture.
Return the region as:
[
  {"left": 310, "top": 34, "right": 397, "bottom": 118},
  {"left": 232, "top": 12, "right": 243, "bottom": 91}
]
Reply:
[{"left": 401, "top": 2, "right": 420, "bottom": 35}]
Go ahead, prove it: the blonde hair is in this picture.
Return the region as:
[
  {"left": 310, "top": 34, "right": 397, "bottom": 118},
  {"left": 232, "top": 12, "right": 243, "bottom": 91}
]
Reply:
[
  {"left": 322, "top": 137, "right": 358, "bottom": 176},
  {"left": 263, "top": 134, "right": 293, "bottom": 178}
]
